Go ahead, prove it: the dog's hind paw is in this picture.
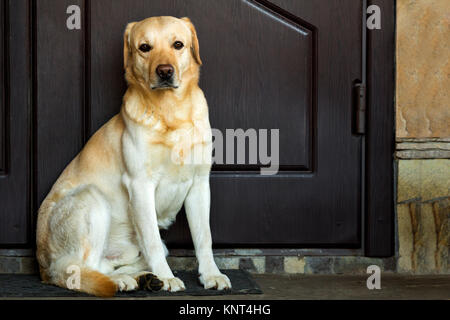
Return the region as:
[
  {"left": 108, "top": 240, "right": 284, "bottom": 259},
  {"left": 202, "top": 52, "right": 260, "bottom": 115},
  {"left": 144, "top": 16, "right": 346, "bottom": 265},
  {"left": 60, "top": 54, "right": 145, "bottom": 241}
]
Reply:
[
  {"left": 137, "top": 273, "right": 164, "bottom": 291},
  {"left": 111, "top": 274, "right": 139, "bottom": 292}
]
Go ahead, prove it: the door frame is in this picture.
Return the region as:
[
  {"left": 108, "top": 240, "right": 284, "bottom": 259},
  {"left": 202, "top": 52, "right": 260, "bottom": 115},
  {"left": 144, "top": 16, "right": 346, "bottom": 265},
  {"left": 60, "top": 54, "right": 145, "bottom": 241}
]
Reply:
[
  {"left": 364, "top": 0, "right": 395, "bottom": 257},
  {"left": 1, "top": 0, "right": 395, "bottom": 257}
]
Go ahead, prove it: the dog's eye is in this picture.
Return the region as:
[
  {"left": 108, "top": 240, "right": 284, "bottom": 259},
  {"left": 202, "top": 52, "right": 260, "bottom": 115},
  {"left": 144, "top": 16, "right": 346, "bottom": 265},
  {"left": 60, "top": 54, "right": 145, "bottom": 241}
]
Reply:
[
  {"left": 139, "top": 44, "right": 152, "bottom": 52},
  {"left": 173, "top": 41, "right": 184, "bottom": 50}
]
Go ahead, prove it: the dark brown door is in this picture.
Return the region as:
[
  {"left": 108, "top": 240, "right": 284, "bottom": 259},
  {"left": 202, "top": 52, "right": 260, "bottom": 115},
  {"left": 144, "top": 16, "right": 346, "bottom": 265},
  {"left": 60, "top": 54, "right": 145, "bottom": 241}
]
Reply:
[
  {"left": 35, "top": 0, "right": 363, "bottom": 248},
  {"left": 0, "top": 0, "right": 395, "bottom": 255}
]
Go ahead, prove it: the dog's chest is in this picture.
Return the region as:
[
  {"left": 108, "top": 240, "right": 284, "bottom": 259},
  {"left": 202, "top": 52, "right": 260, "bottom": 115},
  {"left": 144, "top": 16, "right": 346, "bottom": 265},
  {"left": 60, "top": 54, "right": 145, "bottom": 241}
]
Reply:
[
  {"left": 144, "top": 127, "right": 210, "bottom": 228},
  {"left": 148, "top": 143, "right": 198, "bottom": 227},
  {"left": 122, "top": 117, "right": 211, "bottom": 226},
  {"left": 154, "top": 175, "right": 193, "bottom": 228}
]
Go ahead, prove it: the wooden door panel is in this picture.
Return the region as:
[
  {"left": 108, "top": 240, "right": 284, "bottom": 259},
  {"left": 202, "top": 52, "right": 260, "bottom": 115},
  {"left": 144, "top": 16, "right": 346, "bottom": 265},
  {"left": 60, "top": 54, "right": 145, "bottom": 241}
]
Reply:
[
  {"left": 0, "top": 1, "right": 5, "bottom": 175},
  {"left": 90, "top": 0, "right": 314, "bottom": 170},
  {"left": 166, "top": 0, "right": 363, "bottom": 246},
  {"left": 34, "top": 0, "right": 363, "bottom": 248},
  {"left": 35, "top": 0, "right": 86, "bottom": 205},
  {"left": 162, "top": 0, "right": 363, "bottom": 246},
  {"left": 0, "top": 0, "right": 31, "bottom": 244}
]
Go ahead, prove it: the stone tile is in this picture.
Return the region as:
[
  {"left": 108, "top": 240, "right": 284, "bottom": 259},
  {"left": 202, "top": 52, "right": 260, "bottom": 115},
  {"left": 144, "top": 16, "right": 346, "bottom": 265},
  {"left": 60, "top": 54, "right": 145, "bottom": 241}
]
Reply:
[
  {"left": 413, "top": 203, "right": 437, "bottom": 273},
  {"left": 432, "top": 198, "right": 450, "bottom": 273},
  {"left": 397, "top": 160, "right": 449, "bottom": 203},
  {"left": 238, "top": 258, "right": 257, "bottom": 273},
  {"left": 397, "top": 198, "right": 449, "bottom": 274},
  {"left": 167, "top": 257, "right": 197, "bottom": 271},
  {"left": 333, "top": 257, "right": 384, "bottom": 274},
  {"left": 411, "top": 203, "right": 438, "bottom": 273},
  {"left": 304, "top": 257, "right": 334, "bottom": 274},
  {"left": 397, "top": 203, "right": 414, "bottom": 272},
  {"left": 396, "top": 149, "right": 450, "bottom": 159},
  {"left": 20, "top": 257, "right": 39, "bottom": 274},
  {"left": 396, "top": 142, "right": 450, "bottom": 151},
  {"left": 396, "top": 0, "right": 450, "bottom": 138},
  {"left": 214, "top": 257, "right": 239, "bottom": 270},
  {"left": 0, "top": 257, "right": 20, "bottom": 274},
  {"left": 396, "top": 159, "right": 449, "bottom": 274},
  {"left": 233, "top": 249, "right": 263, "bottom": 256},
  {"left": 251, "top": 257, "right": 266, "bottom": 274},
  {"left": 238, "top": 257, "right": 265, "bottom": 274},
  {"left": 397, "top": 160, "right": 422, "bottom": 202},
  {"left": 284, "top": 257, "right": 305, "bottom": 274},
  {"left": 396, "top": 141, "right": 450, "bottom": 160},
  {"left": 421, "top": 160, "right": 450, "bottom": 201},
  {"left": 383, "top": 257, "right": 398, "bottom": 272},
  {"left": 265, "top": 256, "right": 284, "bottom": 273}
]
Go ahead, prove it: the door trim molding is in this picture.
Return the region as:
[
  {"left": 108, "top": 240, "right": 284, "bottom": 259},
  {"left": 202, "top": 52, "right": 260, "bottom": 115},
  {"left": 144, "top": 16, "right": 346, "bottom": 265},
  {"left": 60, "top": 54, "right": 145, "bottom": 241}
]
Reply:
[{"left": 364, "top": 0, "right": 396, "bottom": 257}]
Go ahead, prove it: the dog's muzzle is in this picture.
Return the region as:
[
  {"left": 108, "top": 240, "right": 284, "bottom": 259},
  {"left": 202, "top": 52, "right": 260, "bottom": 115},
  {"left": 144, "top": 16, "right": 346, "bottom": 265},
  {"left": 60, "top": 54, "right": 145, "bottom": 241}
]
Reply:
[{"left": 152, "top": 64, "right": 178, "bottom": 89}]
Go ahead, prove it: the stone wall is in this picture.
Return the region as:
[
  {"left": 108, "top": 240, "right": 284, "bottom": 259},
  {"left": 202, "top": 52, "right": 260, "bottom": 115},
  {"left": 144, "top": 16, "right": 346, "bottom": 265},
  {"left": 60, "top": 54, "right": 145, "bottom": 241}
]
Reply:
[
  {"left": 396, "top": 0, "right": 449, "bottom": 138},
  {"left": 395, "top": 0, "right": 449, "bottom": 274}
]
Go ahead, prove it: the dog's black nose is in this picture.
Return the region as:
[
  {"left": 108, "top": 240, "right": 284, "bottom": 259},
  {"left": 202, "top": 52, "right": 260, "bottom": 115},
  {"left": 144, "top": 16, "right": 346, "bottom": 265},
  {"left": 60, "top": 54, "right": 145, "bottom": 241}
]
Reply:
[{"left": 156, "top": 64, "right": 174, "bottom": 81}]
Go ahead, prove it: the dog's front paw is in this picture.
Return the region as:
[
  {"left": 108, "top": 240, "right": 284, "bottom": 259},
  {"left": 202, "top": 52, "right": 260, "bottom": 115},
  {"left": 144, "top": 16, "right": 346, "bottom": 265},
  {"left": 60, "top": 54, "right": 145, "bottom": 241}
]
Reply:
[
  {"left": 159, "top": 277, "right": 186, "bottom": 292},
  {"left": 199, "top": 273, "right": 231, "bottom": 290}
]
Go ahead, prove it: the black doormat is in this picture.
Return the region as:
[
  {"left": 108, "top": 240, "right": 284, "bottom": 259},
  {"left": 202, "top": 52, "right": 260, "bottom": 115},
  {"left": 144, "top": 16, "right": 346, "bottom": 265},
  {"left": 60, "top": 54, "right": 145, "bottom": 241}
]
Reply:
[{"left": 0, "top": 270, "right": 262, "bottom": 297}]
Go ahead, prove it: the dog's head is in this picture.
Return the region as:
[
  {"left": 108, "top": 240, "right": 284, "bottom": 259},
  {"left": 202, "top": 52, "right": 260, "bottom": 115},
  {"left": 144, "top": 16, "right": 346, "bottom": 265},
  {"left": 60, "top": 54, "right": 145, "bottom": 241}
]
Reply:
[{"left": 123, "top": 16, "right": 202, "bottom": 91}]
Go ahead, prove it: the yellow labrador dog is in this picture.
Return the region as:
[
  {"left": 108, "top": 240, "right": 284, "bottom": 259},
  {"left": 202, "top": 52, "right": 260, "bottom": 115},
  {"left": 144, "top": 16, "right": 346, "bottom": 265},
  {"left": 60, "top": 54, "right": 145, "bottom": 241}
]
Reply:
[{"left": 36, "top": 16, "right": 231, "bottom": 297}]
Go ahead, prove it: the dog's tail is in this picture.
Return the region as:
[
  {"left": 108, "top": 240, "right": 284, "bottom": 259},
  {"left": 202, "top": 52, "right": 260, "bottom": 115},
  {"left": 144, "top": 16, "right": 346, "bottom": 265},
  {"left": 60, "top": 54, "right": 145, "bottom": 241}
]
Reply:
[
  {"left": 77, "top": 268, "right": 117, "bottom": 297},
  {"left": 46, "top": 259, "right": 117, "bottom": 297}
]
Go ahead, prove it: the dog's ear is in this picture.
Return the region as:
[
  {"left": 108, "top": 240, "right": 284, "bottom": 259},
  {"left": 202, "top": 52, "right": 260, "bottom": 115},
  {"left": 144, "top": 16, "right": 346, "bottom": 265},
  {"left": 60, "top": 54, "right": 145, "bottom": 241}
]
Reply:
[
  {"left": 123, "top": 22, "right": 137, "bottom": 70},
  {"left": 181, "top": 17, "right": 202, "bottom": 66}
]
